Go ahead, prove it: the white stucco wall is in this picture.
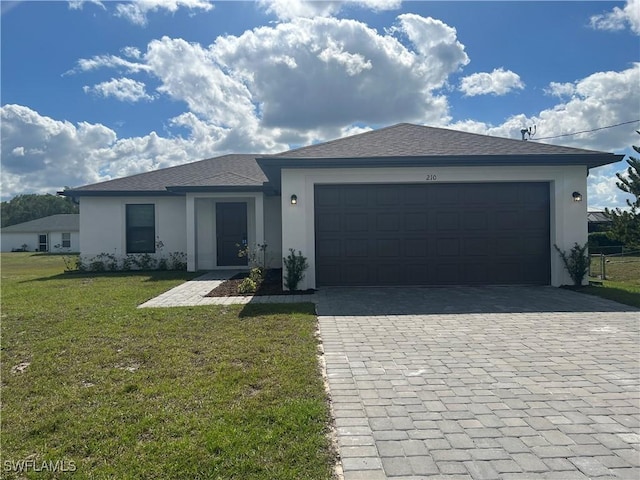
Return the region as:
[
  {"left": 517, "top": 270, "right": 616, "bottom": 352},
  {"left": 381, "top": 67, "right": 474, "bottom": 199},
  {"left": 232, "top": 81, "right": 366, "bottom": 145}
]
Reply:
[
  {"left": 280, "top": 165, "right": 589, "bottom": 289},
  {"left": 79, "top": 193, "right": 280, "bottom": 272},
  {"left": 79, "top": 196, "right": 187, "bottom": 261},
  {"left": 1, "top": 231, "right": 79, "bottom": 252}
]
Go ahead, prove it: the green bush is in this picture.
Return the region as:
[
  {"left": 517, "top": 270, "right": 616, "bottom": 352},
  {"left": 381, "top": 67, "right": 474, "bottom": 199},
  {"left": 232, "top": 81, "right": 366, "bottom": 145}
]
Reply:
[
  {"left": 554, "top": 243, "right": 589, "bottom": 286},
  {"left": 283, "top": 249, "right": 309, "bottom": 291},
  {"left": 249, "top": 267, "right": 264, "bottom": 283},
  {"left": 238, "top": 277, "right": 257, "bottom": 294}
]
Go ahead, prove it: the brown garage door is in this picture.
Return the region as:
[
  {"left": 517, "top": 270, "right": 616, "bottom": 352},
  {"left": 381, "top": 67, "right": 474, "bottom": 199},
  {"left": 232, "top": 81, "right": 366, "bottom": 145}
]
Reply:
[{"left": 315, "top": 183, "right": 550, "bottom": 286}]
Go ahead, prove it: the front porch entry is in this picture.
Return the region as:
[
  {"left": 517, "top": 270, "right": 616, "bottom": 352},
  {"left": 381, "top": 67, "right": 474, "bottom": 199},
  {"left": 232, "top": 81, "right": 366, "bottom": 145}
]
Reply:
[{"left": 186, "top": 193, "right": 265, "bottom": 272}]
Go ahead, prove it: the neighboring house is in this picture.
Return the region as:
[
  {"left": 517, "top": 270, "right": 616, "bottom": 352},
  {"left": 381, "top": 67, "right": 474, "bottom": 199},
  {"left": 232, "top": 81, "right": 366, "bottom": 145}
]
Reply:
[
  {"left": 588, "top": 211, "right": 612, "bottom": 233},
  {"left": 62, "top": 123, "right": 621, "bottom": 288},
  {"left": 1, "top": 214, "right": 79, "bottom": 252}
]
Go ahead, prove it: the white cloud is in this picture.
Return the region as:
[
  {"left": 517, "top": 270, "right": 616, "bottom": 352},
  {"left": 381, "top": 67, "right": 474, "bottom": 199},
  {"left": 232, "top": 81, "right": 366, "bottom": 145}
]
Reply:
[
  {"left": 259, "top": 0, "right": 401, "bottom": 21},
  {"left": 589, "top": 158, "right": 636, "bottom": 211},
  {"left": 114, "top": 0, "right": 213, "bottom": 27},
  {"left": 459, "top": 68, "right": 524, "bottom": 97},
  {"left": 211, "top": 15, "right": 467, "bottom": 128},
  {"left": 545, "top": 81, "right": 576, "bottom": 98},
  {"left": 68, "top": 0, "right": 105, "bottom": 10},
  {"left": 67, "top": 54, "right": 151, "bottom": 75},
  {"left": 1, "top": 104, "right": 116, "bottom": 196},
  {"left": 451, "top": 64, "right": 640, "bottom": 152},
  {"left": 83, "top": 77, "right": 154, "bottom": 102},
  {"left": 590, "top": 0, "right": 640, "bottom": 35},
  {"left": 121, "top": 46, "right": 142, "bottom": 59}
]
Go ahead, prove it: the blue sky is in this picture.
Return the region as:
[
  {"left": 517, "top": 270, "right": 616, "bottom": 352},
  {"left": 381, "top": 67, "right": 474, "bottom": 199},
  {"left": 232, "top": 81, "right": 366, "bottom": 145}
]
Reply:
[{"left": 1, "top": 0, "right": 639, "bottom": 208}]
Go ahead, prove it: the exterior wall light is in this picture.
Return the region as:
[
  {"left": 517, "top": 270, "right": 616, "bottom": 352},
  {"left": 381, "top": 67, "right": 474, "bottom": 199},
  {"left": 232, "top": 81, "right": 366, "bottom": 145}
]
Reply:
[
  {"left": 572, "top": 191, "right": 583, "bottom": 202},
  {"left": 290, "top": 194, "right": 298, "bottom": 205}
]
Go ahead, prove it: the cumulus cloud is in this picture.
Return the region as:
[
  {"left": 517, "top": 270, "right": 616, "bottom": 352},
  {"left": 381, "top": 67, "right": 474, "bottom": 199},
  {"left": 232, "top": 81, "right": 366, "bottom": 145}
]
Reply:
[
  {"left": 590, "top": 0, "right": 640, "bottom": 35},
  {"left": 459, "top": 68, "right": 525, "bottom": 97},
  {"left": 451, "top": 64, "right": 639, "bottom": 152},
  {"left": 259, "top": 0, "right": 401, "bottom": 21},
  {"left": 544, "top": 81, "right": 576, "bottom": 98},
  {"left": 211, "top": 15, "right": 467, "bottom": 128},
  {"left": 1, "top": 104, "right": 116, "bottom": 196},
  {"left": 83, "top": 77, "right": 154, "bottom": 102},
  {"left": 115, "top": 0, "right": 213, "bottom": 26}
]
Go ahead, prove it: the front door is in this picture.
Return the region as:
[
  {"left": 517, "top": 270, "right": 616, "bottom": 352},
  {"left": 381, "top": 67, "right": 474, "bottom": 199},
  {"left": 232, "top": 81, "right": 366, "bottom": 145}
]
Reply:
[
  {"left": 38, "top": 234, "right": 48, "bottom": 252},
  {"left": 216, "top": 203, "right": 248, "bottom": 266}
]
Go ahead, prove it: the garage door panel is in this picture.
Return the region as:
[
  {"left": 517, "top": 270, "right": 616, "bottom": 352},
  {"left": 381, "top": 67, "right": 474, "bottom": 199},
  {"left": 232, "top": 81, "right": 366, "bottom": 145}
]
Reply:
[
  {"left": 436, "top": 212, "right": 460, "bottom": 231},
  {"left": 404, "top": 238, "right": 428, "bottom": 257},
  {"left": 315, "top": 183, "right": 550, "bottom": 286},
  {"left": 377, "top": 238, "right": 401, "bottom": 257},
  {"left": 437, "top": 238, "right": 460, "bottom": 256},
  {"left": 377, "top": 213, "right": 400, "bottom": 231},
  {"left": 344, "top": 239, "right": 368, "bottom": 258},
  {"left": 344, "top": 213, "right": 368, "bottom": 232},
  {"left": 344, "top": 188, "right": 368, "bottom": 207}
]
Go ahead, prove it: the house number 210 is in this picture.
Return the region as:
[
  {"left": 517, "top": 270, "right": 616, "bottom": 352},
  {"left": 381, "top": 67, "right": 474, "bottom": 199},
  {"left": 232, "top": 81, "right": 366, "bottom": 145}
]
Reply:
[{"left": 425, "top": 174, "right": 437, "bottom": 181}]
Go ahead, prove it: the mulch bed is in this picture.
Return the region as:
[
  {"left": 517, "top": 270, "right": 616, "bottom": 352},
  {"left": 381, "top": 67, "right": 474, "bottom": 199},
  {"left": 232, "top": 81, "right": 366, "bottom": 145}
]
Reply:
[{"left": 205, "top": 269, "right": 315, "bottom": 297}]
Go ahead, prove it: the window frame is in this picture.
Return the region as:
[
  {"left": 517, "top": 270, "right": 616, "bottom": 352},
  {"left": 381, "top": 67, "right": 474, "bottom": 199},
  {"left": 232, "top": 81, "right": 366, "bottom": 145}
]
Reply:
[
  {"left": 126, "top": 204, "right": 156, "bottom": 254},
  {"left": 61, "top": 232, "right": 71, "bottom": 248}
]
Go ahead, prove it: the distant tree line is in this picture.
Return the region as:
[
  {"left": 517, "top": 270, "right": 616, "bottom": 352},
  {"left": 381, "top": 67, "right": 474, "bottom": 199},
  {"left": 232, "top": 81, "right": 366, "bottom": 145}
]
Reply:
[{"left": 1, "top": 193, "right": 78, "bottom": 228}]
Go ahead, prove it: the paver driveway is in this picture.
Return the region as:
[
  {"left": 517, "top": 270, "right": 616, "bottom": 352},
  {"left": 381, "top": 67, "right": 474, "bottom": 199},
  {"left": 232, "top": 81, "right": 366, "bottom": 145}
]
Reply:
[{"left": 315, "top": 287, "right": 640, "bottom": 479}]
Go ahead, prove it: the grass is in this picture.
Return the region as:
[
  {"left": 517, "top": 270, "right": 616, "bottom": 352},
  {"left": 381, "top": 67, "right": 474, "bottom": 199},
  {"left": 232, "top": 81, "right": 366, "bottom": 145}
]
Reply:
[
  {"left": 582, "top": 254, "right": 640, "bottom": 307},
  {"left": 1, "top": 253, "right": 335, "bottom": 479}
]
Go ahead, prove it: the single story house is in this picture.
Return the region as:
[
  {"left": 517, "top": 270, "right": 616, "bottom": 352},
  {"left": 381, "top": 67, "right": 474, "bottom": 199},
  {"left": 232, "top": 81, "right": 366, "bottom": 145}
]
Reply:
[
  {"left": 587, "top": 210, "right": 613, "bottom": 233},
  {"left": 1, "top": 214, "right": 79, "bottom": 253},
  {"left": 62, "top": 123, "right": 621, "bottom": 288}
]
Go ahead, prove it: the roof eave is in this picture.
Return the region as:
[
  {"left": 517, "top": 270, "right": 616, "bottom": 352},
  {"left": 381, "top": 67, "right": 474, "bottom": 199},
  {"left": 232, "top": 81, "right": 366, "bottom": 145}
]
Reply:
[{"left": 60, "top": 190, "right": 181, "bottom": 198}]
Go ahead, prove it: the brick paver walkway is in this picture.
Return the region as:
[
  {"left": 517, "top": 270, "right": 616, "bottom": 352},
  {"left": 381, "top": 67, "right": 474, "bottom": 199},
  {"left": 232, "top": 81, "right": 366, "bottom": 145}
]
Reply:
[
  {"left": 316, "top": 287, "right": 640, "bottom": 479},
  {"left": 138, "top": 271, "right": 316, "bottom": 307}
]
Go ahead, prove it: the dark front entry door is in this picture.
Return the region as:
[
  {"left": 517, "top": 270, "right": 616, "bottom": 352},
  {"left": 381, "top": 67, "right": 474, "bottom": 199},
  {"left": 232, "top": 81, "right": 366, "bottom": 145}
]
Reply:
[{"left": 216, "top": 203, "right": 248, "bottom": 266}]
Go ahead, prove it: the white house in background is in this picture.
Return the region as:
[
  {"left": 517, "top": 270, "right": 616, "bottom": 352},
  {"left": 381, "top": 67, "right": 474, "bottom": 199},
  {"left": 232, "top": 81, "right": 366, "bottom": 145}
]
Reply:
[
  {"left": 62, "top": 123, "right": 621, "bottom": 288},
  {"left": 1, "top": 214, "right": 80, "bottom": 253}
]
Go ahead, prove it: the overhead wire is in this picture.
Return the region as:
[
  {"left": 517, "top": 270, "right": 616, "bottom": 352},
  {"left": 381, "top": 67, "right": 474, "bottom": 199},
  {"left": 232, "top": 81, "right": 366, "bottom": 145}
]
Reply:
[{"left": 532, "top": 119, "right": 640, "bottom": 141}]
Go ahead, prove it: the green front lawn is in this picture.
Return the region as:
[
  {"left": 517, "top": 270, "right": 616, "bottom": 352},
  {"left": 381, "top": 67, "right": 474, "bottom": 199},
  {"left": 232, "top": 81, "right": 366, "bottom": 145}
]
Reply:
[
  {"left": 585, "top": 254, "right": 640, "bottom": 308},
  {"left": 1, "top": 253, "right": 335, "bottom": 479}
]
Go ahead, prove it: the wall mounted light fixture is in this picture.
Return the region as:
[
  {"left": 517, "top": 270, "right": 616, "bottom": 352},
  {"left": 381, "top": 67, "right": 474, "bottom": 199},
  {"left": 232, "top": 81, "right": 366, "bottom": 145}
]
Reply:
[
  {"left": 572, "top": 191, "right": 583, "bottom": 202},
  {"left": 290, "top": 194, "right": 298, "bottom": 205}
]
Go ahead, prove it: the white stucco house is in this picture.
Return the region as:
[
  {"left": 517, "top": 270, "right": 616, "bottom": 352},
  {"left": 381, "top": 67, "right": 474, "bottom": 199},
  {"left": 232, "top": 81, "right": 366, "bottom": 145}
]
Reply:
[
  {"left": 62, "top": 123, "right": 621, "bottom": 288},
  {"left": 1, "top": 214, "right": 79, "bottom": 253}
]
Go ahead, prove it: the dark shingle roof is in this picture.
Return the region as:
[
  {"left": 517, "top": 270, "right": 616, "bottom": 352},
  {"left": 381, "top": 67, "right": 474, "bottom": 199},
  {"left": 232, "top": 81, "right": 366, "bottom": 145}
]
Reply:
[
  {"left": 66, "top": 123, "right": 621, "bottom": 196},
  {"left": 588, "top": 211, "right": 612, "bottom": 223},
  {"left": 67, "top": 154, "right": 265, "bottom": 194},
  {"left": 1, "top": 214, "right": 79, "bottom": 233},
  {"left": 274, "top": 123, "right": 610, "bottom": 158}
]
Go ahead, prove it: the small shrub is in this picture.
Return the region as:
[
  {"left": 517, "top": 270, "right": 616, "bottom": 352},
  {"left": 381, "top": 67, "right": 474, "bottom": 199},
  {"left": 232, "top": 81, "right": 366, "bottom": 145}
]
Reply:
[
  {"left": 554, "top": 242, "right": 589, "bottom": 286},
  {"left": 249, "top": 267, "right": 264, "bottom": 283},
  {"left": 238, "top": 277, "right": 257, "bottom": 294},
  {"left": 283, "top": 249, "right": 309, "bottom": 291},
  {"left": 157, "top": 258, "right": 168, "bottom": 270},
  {"left": 62, "top": 255, "right": 81, "bottom": 272},
  {"left": 168, "top": 252, "right": 187, "bottom": 270},
  {"left": 121, "top": 255, "right": 135, "bottom": 271},
  {"left": 132, "top": 253, "right": 156, "bottom": 270},
  {"left": 89, "top": 258, "right": 106, "bottom": 272}
]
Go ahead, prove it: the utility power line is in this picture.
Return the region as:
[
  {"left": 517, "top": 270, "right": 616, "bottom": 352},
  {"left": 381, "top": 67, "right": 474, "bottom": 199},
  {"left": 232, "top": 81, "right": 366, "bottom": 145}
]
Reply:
[{"left": 532, "top": 119, "right": 640, "bottom": 141}]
